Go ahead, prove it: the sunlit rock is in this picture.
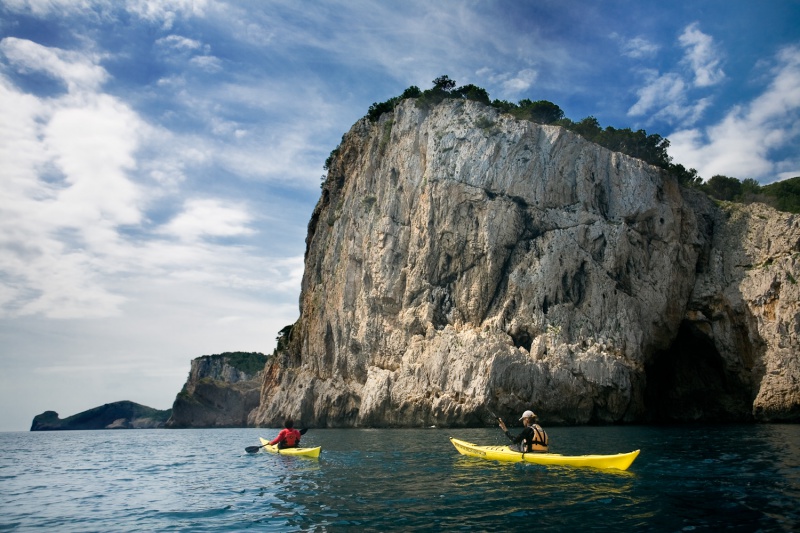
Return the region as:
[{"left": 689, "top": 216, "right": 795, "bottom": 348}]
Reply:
[{"left": 250, "top": 99, "right": 799, "bottom": 427}]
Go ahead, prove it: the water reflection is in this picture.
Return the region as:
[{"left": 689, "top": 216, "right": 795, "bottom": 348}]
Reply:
[{"left": 451, "top": 453, "right": 644, "bottom": 514}]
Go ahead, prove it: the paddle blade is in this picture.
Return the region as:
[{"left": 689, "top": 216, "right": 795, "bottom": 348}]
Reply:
[
  {"left": 299, "top": 428, "right": 308, "bottom": 435},
  {"left": 245, "top": 445, "right": 262, "bottom": 453}
]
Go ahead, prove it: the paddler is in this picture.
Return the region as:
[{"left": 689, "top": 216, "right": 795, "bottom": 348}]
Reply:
[
  {"left": 269, "top": 418, "right": 302, "bottom": 449},
  {"left": 498, "top": 410, "right": 548, "bottom": 452}
]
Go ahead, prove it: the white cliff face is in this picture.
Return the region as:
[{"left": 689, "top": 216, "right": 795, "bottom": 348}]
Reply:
[
  {"left": 250, "top": 99, "right": 799, "bottom": 427},
  {"left": 684, "top": 202, "right": 800, "bottom": 422}
]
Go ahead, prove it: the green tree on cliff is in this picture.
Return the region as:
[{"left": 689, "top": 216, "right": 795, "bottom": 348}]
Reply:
[
  {"left": 452, "top": 84, "right": 491, "bottom": 105},
  {"left": 761, "top": 176, "right": 800, "bottom": 213},
  {"left": 432, "top": 75, "right": 456, "bottom": 92},
  {"left": 516, "top": 99, "right": 565, "bottom": 124},
  {"left": 704, "top": 175, "right": 742, "bottom": 201}
]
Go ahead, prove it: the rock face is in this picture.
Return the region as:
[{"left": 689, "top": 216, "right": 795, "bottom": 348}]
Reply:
[
  {"left": 674, "top": 202, "right": 800, "bottom": 422},
  {"left": 250, "top": 99, "right": 800, "bottom": 427},
  {"left": 166, "top": 352, "right": 267, "bottom": 428},
  {"left": 31, "top": 401, "right": 171, "bottom": 430}
]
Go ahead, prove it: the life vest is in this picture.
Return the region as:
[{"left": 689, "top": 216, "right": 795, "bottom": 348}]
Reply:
[
  {"left": 283, "top": 428, "right": 301, "bottom": 447},
  {"left": 525, "top": 424, "right": 548, "bottom": 452},
  {"left": 275, "top": 428, "right": 301, "bottom": 448}
]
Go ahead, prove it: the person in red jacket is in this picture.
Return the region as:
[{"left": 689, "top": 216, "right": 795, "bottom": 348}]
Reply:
[{"left": 269, "top": 419, "right": 302, "bottom": 449}]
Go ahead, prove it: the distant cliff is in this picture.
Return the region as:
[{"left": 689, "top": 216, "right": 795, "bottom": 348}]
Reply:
[
  {"left": 250, "top": 98, "right": 799, "bottom": 427},
  {"left": 31, "top": 401, "right": 171, "bottom": 430},
  {"left": 166, "top": 352, "right": 267, "bottom": 428}
]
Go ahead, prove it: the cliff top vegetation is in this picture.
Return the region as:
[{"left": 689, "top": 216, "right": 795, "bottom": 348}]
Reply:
[
  {"left": 359, "top": 75, "right": 800, "bottom": 214},
  {"left": 198, "top": 352, "right": 268, "bottom": 376}
]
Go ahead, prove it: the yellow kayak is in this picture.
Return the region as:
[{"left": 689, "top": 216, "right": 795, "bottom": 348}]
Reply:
[
  {"left": 450, "top": 437, "right": 639, "bottom": 471},
  {"left": 258, "top": 437, "right": 321, "bottom": 458}
]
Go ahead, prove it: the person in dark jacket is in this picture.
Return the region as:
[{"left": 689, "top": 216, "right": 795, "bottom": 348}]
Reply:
[{"left": 498, "top": 410, "right": 548, "bottom": 452}]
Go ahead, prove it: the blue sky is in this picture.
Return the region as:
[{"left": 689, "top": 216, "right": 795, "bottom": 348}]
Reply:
[{"left": 1, "top": 0, "right": 799, "bottom": 431}]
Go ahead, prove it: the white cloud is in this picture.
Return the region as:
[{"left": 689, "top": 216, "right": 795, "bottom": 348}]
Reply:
[
  {"left": 155, "top": 34, "right": 221, "bottom": 72},
  {"left": 0, "top": 36, "right": 107, "bottom": 92},
  {"left": 0, "top": 38, "right": 146, "bottom": 318},
  {"left": 628, "top": 71, "right": 684, "bottom": 116},
  {"left": 501, "top": 68, "right": 538, "bottom": 94},
  {"left": 627, "top": 23, "right": 721, "bottom": 125},
  {"left": 0, "top": 37, "right": 301, "bottom": 323},
  {"left": 190, "top": 55, "right": 222, "bottom": 72},
  {"left": 476, "top": 68, "right": 539, "bottom": 98},
  {"left": 159, "top": 198, "right": 255, "bottom": 242},
  {"left": 1, "top": 0, "right": 97, "bottom": 17},
  {"left": 45, "top": 96, "right": 144, "bottom": 226},
  {"left": 156, "top": 34, "right": 203, "bottom": 52},
  {"left": 628, "top": 70, "right": 712, "bottom": 124},
  {"left": 152, "top": 74, "right": 345, "bottom": 186},
  {"left": 669, "top": 46, "right": 800, "bottom": 181},
  {"left": 0, "top": 77, "right": 47, "bottom": 196},
  {"left": 678, "top": 22, "right": 725, "bottom": 87},
  {"left": 613, "top": 33, "right": 660, "bottom": 59},
  {"left": 125, "top": 0, "right": 208, "bottom": 30}
]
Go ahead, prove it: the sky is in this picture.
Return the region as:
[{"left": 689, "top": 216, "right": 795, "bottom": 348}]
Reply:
[{"left": 1, "top": 0, "right": 799, "bottom": 431}]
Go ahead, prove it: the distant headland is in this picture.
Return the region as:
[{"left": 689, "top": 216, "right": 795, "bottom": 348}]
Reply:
[
  {"left": 30, "top": 401, "right": 171, "bottom": 430},
  {"left": 30, "top": 351, "right": 266, "bottom": 431}
]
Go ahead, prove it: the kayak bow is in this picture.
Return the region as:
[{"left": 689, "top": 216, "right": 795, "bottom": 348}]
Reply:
[{"left": 450, "top": 437, "right": 639, "bottom": 470}]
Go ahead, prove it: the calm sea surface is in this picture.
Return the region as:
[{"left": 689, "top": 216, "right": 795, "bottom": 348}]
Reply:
[{"left": 1, "top": 425, "right": 798, "bottom": 532}]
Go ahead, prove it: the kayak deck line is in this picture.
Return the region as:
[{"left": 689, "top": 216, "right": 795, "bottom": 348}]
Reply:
[
  {"left": 450, "top": 437, "right": 639, "bottom": 471},
  {"left": 258, "top": 437, "right": 321, "bottom": 458}
]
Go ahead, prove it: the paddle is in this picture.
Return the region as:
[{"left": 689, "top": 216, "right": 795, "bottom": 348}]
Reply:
[
  {"left": 245, "top": 428, "right": 308, "bottom": 453},
  {"left": 489, "top": 409, "right": 517, "bottom": 441},
  {"left": 487, "top": 409, "right": 505, "bottom": 429}
]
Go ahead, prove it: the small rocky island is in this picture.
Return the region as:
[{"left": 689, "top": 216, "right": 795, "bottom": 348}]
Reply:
[{"left": 30, "top": 401, "right": 171, "bottom": 430}]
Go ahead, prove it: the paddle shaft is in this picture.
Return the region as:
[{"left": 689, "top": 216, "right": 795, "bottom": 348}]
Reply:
[
  {"left": 487, "top": 409, "right": 507, "bottom": 430},
  {"left": 492, "top": 412, "right": 518, "bottom": 438}
]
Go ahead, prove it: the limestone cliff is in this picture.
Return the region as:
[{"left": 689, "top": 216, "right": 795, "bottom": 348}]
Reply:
[
  {"left": 676, "top": 202, "right": 800, "bottom": 422},
  {"left": 250, "top": 98, "right": 799, "bottom": 427},
  {"left": 166, "top": 352, "right": 267, "bottom": 428}
]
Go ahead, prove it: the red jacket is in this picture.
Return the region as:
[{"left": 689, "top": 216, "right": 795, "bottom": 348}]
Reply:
[{"left": 269, "top": 428, "right": 301, "bottom": 447}]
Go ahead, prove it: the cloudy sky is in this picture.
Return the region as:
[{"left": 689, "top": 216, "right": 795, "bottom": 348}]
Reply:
[{"left": 1, "top": 0, "right": 799, "bottom": 431}]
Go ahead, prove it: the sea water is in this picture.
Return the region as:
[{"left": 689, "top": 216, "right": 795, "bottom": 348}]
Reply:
[{"left": 1, "top": 425, "right": 798, "bottom": 531}]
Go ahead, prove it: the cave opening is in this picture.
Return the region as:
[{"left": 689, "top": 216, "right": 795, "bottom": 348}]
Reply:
[
  {"left": 510, "top": 329, "right": 533, "bottom": 352},
  {"left": 644, "top": 320, "right": 753, "bottom": 423}
]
